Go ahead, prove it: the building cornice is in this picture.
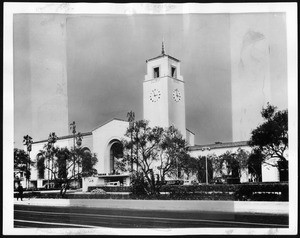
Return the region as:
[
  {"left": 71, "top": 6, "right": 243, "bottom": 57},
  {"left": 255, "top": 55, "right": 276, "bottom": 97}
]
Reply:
[{"left": 188, "top": 141, "right": 249, "bottom": 151}]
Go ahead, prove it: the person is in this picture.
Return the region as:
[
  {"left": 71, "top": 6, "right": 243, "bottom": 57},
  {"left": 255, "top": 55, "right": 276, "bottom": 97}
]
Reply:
[
  {"left": 17, "top": 183, "right": 24, "bottom": 201},
  {"left": 60, "top": 183, "right": 66, "bottom": 198}
]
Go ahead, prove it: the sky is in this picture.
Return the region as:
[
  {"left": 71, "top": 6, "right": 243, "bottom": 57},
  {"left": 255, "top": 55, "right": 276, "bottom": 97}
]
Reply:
[{"left": 13, "top": 12, "right": 288, "bottom": 149}]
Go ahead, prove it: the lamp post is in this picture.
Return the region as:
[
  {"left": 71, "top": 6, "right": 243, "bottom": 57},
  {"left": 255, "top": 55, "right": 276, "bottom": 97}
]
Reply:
[{"left": 201, "top": 146, "right": 211, "bottom": 184}]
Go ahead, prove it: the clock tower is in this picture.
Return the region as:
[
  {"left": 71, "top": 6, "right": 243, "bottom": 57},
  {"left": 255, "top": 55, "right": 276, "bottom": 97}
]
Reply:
[{"left": 143, "top": 43, "right": 186, "bottom": 138}]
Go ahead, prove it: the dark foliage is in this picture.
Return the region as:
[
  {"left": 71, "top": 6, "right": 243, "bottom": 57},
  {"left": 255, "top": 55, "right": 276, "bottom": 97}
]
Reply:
[
  {"left": 84, "top": 183, "right": 288, "bottom": 201},
  {"left": 249, "top": 103, "right": 288, "bottom": 163}
]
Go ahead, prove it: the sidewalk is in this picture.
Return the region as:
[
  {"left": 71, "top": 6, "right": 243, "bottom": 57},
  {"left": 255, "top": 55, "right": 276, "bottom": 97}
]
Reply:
[{"left": 14, "top": 198, "right": 289, "bottom": 215}]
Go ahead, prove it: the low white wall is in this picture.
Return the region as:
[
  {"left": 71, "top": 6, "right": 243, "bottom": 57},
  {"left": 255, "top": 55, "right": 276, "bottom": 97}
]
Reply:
[
  {"left": 15, "top": 199, "right": 289, "bottom": 215},
  {"left": 82, "top": 176, "right": 104, "bottom": 192}
]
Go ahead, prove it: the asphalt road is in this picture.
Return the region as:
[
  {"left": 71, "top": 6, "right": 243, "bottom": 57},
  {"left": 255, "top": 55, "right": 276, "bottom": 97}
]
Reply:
[{"left": 14, "top": 205, "right": 288, "bottom": 228}]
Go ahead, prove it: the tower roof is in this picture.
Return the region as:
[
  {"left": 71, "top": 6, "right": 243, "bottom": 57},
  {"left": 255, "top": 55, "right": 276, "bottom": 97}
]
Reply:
[{"left": 146, "top": 42, "right": 180, "bottom": 63}]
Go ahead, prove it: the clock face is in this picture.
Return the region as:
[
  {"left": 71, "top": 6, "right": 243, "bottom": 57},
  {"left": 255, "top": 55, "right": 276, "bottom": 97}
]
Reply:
[
  {"left": 172, "top": 89, "right": 181, "bottom": 102},
  {"left": 149, "top": 89, "right": 161, "bottom": 102}
]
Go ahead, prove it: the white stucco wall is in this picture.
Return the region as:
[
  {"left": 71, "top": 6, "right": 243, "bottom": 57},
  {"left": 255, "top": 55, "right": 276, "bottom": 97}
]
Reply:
[
  {"left": 261, "top": 157, "right": 280, "bottom": 182},
  {"left": 92, "top": 119, "right": 129, "bottom": 174},
  {"left": 144, "top": 55, "right": 186, "bottom": 139}
]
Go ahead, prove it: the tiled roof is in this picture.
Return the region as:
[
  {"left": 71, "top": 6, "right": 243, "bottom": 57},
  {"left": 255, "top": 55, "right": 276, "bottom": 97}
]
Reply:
[
  {"left": 146, "top": 53, "right": 180, "bottom": 63},
  {"left": 188, "top": 141, "right": 249, "bottom": 151},
  {"left": 92, "top": 118, "right": 128, "bottom": 132},
  {"left": 32, "top": 132, "right": 92, "bottom": 144}
]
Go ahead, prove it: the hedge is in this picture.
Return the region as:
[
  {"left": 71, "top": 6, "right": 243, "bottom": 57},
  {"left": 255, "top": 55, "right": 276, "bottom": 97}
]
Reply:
[
  {"left": 15, "top": 182, "right": 288, "bottom": 201},
  {"left": 86, "top": 182, "right": 288, "bottom": 201}
]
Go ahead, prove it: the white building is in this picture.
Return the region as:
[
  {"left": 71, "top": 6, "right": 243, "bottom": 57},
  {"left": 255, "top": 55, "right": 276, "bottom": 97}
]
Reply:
[{"left": 23, "top": 45, "right": 281, "bottom": 191}]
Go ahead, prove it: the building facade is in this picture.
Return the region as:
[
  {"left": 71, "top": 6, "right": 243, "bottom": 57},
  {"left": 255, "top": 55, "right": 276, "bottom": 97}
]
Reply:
[{"left": 21, "top": 45, "right": 281, "bottom": 191}]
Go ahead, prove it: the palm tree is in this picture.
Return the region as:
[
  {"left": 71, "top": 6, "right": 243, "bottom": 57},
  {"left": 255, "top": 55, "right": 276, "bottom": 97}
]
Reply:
[
  {"left": 45, "top": 132, "right": 58, "bottom": 186},
  {"left": 14, "top": 148, "right": 34, "bottom": 188},
  {"left": 22, "top": 135, "right": 33, "bottom": 188}
]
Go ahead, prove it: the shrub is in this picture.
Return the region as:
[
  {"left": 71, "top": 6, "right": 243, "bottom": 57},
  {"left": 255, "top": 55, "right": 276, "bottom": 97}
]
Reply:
[{"left": 18, "top": 182, "right": 288, "bottom": 201}]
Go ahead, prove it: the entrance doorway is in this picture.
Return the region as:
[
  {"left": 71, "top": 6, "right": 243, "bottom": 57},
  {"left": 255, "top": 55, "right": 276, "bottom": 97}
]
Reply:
[{"left": 109, "top": 141, "right": 123, "bottom": 174}]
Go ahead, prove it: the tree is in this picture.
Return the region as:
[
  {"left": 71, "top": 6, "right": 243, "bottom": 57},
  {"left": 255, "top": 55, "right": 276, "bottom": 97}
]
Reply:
[
  {"left": 249, "top": 103, "right": 288, "bottom": 162},
  {"left": 121, "top": 120, "right": 189, "bottom": 195},
  {"left": 122, "top": 120, "right": 162, "bottom": 195},
  {"left": 44, "top": 132, "right": 58, "bottom": 185},
  {"left": 159, "top": 125, "right": 188, "bottom": 180},
  {"left": 248, "top": 103, "right": 288, "bottom": 180},
  {"left": 14, "top": 148, "right": 34, "bottom": 186},
  {"left": 178, "top": 154, "right": 198, "bottom": 180},
  {"left": 22, "top": 135, "right": 33, "bottom": 188},
  {"left": 247, "top": 148, "right": 263, "bottom": 182},
  {"left": 195, "top": 155, "right": 214, "bottom": 184},
  {"left": 73, "top": 147, "right": 98, "bottom": 178},
  {"left": 216, "top": 149, "right": 249, "bottom": 182}
]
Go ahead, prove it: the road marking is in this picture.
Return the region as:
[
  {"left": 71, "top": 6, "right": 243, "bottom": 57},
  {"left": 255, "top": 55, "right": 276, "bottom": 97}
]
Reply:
[
  {"left": 15, "top": 209, "right": 288, "bottom": 227},
  {"left": 14, "top": 219, "right": 99, "bottom": 228}
]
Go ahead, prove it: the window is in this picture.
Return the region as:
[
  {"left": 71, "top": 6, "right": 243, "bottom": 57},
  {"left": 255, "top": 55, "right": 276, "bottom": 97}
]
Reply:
[
  {"left": 171, "top": 66, "right": 177, "bottom": 78},
  {"left": 153, "top": 67, "right": 160, "bottom": 78}
]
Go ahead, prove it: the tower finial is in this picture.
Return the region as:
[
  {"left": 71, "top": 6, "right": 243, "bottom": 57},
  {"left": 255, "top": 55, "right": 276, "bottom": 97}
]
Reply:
[{"left": 162, "top": 37, "right": 165, "bottom": 55}]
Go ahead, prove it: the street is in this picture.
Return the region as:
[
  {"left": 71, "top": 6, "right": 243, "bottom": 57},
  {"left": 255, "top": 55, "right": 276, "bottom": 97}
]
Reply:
[{"left": 14, "top": 205, "right": 288, "bottom": 228}]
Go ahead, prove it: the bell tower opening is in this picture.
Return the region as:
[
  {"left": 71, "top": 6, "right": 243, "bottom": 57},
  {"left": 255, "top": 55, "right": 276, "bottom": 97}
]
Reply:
[
  {"left": 153, "top": 67, "right": 160, "bottom": 78},
  {"left": 171, "top": 66, "right": 177, "bottom": 78}
]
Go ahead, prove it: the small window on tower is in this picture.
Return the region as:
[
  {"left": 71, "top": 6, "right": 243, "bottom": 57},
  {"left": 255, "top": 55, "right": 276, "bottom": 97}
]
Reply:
[
  {"left": 171, "top": 66, "right": 177, "bottom": 78},
  {"left": 153, "top": 67, "right": 160, "bottom": 78}
]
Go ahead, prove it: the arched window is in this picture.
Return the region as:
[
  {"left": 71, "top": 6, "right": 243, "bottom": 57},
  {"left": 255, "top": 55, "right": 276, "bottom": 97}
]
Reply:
[{"left": 109, "top": 142, "right": 123, "bottom": 174}]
